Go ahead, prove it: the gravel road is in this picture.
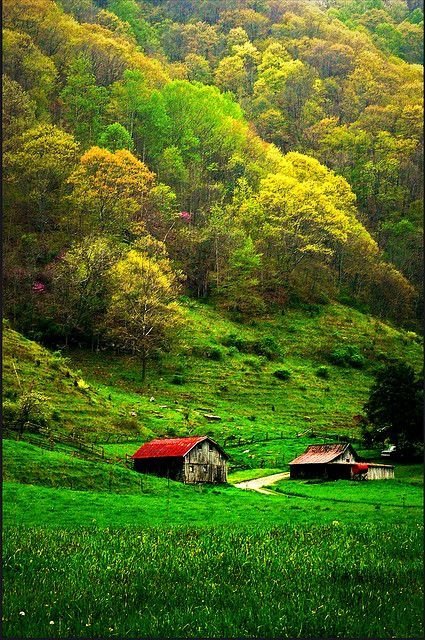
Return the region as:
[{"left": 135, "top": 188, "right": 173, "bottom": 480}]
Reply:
[{"left": 234, "top": 471, "right": 290, "bottom": 494}]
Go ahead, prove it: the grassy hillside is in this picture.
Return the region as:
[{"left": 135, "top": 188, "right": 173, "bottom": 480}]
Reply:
[
  {"left": 2, "top": 320, "right": 155, "bottom": 440},
  {"left": 3, "top": 302, "right": 422, "bottom": 467}
]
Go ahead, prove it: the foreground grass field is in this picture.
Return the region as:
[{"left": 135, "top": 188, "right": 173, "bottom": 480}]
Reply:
[
  {"left": 3, "top": 524, "right": 423, "bottom": 639},
  {"left": 3, "top": 444, "right": 423, "bottom": 638}
]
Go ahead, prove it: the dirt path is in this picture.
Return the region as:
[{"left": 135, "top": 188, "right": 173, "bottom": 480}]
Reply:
[{"left": 234, "top": 472, "right": 290, "bottom": 495}]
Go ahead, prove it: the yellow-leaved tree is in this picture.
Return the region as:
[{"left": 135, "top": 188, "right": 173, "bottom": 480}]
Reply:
[
  {"left": 67, "top": 147, "right": 155, "bottom": 237},
  {"left": 254, "top": 153, "right": 352, "bottom": 290},
  {"left": 105, "top": 250, "right": 183, "bottom": 383}
]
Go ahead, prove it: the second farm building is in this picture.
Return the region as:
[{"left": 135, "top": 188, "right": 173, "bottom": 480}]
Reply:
[{"left": 289, "top": 443, "right": 394, "bottom": 480}]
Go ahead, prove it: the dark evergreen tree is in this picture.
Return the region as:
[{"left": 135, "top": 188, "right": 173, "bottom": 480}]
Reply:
[{"left": 364, "top": 361, "right": 423, "bottom": 448}]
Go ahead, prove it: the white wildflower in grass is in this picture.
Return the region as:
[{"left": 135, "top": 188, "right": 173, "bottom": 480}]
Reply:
[
  {"left": 49, "top": 621, "right": 54, "bottom": 625},
  {"left": 19, "top": 611, "right": 25, "bottom": 616}
]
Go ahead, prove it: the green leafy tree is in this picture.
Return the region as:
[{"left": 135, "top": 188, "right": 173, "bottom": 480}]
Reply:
[
  {"left": 108, "top": 70, "right": 171, "bottom": 161},
  {"left": 3, "top": 28, "right": 57, "bottom": 115},
  {"left": 60, "top": 54, "right": 108, "bottom": 146},
  {"left": 98, "top": 122, "right": 134, "bottom": 152},
  {"left": 50, "top": 236, "right": 122, "bottom": 346},
  {"left": 67, "top": 146, "right": 155, "bottom": 237},
  {"left": 184, "top": 54, "right": 213, "bottom": 84},
  {"left": 108, "top": 0, "right": 160, "bottom": 52},
  {"left": 157, "top": 146, "right": 189, "bottom": 201},
  {"left": 13, "top": 389, "right": 50, "bottom": 434},
  {"left": 364, "top": 362, "right": 423, "bottom": 448},
  {"left": 219, "top": 236, "right": 265, "bottom": 315},
  {"left": 2, "top": 74, "right": 36, "bottom": 147}
]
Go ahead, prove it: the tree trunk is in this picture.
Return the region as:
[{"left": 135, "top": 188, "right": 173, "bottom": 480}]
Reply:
[{"left": 141, "top": 350, "right": 147, "bottom": 383}]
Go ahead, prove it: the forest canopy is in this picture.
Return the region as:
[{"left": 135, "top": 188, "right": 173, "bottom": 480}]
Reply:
[{"left": 3, "top": 0, "right": 423, "bottom": 358}]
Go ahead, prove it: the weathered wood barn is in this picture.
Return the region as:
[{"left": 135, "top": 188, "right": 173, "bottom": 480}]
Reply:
[
  {"left": 289, "top": 443, "right": 394, "bottom": 480},
  {"left": 131, "top": 436, "right": 228, "bottom": 484}
]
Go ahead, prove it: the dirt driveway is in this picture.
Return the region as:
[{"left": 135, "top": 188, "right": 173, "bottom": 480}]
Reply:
[{"left": 234, "top": 472, "right": 290, "bottom": 495}]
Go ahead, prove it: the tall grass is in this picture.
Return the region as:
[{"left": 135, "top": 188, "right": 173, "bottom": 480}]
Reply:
[{"left": 3, "top": 524, "right": 423, "bottom": 638}]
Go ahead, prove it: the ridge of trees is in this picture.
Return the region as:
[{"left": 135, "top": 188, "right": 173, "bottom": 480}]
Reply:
[{"left": 3, "top": 0, "right": 423, "bottom": 377}]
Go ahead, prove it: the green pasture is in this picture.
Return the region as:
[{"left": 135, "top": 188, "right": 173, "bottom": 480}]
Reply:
[
  {"left": 3, "top": 439, "right": 423, "bottom": 528},
  {"left": 3, "top": 524, "right": 423, "bottom": 639}
]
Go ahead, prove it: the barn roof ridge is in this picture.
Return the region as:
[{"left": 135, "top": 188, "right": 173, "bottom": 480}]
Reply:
[
  {"left": 131, "top": 435, "right": 229, "bottom": 460},
  {"left": 289, "top": 442, "right": 356, "bottom": 465}
]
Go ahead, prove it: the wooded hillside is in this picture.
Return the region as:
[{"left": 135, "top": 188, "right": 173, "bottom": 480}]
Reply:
[{"left": 3, "top": 0, "right": 423, "bottom": 359}]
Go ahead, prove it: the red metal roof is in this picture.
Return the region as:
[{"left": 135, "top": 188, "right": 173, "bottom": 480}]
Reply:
[
  {"left": 289, "top": 443, "right": 353, "bottom": 465},
  {"left": 132, "top": 436, "right": 209, "bottom": 459}
]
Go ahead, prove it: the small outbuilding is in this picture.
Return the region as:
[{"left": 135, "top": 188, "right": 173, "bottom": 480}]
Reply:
[
  {"left": 289, "top": 443, "right": 394, "bottom": 480},
  {"left": 131, "top": 436, "right": 228, "bottom": 484}
]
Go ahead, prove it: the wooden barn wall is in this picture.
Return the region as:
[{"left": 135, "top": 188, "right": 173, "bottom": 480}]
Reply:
[
  {"left": 290, "top": 464, "right": 351, "bottom": 479},
  {"left": 184, "top": 440, "right": 227, "bottom": 484},
  {"left": 333, "top": 449, "right": 357, "bottom": 464},
  {"left": 367, "top": 465, "right": 394, "bottom": 480},
  {"left": 326, "top": 464, "right": 352, "bottom": 480}
]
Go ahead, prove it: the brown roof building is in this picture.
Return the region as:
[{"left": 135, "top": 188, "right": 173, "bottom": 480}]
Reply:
[{"left": 289, "top": 443, "right": 394, "bottom": 480}]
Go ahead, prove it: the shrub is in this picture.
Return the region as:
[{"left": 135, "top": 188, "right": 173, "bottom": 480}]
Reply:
[
  {"left": 191, "top": 344, "right": 223, "bottom": 361},
  {"left": 113, "top": 417, "right": 140, "bottom": 433},
  {"left": 76, "top": 378, "right": 90, "bottom": 390},
  {"left": 2, "top": 400, "right": 19, "bottom": 428},
  {"left": 296, "top": 302, "right": 322, "bottom": 316},
  {"left": 171, "top": 374, "right": 185, "bottom": 385},
  {"left": 329, "top": 345, "right": 365, "bottom": 368},
  {"left": 3, "top": 389, "right": 18, "bottom": 400},
  {"left": 174, "top": 362, "right": 186, "bottom": 373},
  {"left": 222, "top": 334, "right": 282, "bottom": 360},
  {"left": 273, "top": 368, "right": 291, "bottom": 381},
  {"left": 221, "top": 333, "right": 249, "bottom": 351},
  {"left": 50, "top": 351, "right": 70, "bottom": 370},
  {"left": 205, "top": 346, "right": 224, "bottom": 361},
  {"left": 243, "top": 357, "right": 264, "bottom": 371},
  {"left": 251, "top": 336, "right": 282, "bottom": 360},
  {"left": 316, "top": 366, "right": 330, "bottom": 379}
]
